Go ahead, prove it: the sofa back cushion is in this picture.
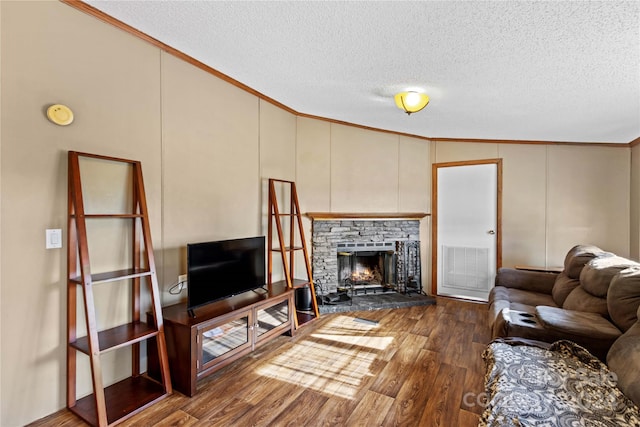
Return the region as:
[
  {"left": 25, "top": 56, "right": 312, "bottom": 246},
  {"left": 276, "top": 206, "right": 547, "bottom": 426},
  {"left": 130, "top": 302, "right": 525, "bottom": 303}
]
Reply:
[
  {"left": 551, "top": 272, "right": 581, "bottom": 306},
  {"left": 580, "top": 256, "right": 639, "bottom": 298},
  {"left": 552, "top": 245, "right": 611, "bottom": 306},
  {"left": 563, "top": 244, "right": 608, "bottom": 279},
  {"left": 563, "top": 286, "right": 609, "bottom": 316},
  {"left": 563, "top": 256, "right": 638, "bottom": 316},
  {"left": 607, "top": 306, "right": 640, "bottom": 408},
  {"left": 608, "top": 267, "right": 640, "bottom": 332}
]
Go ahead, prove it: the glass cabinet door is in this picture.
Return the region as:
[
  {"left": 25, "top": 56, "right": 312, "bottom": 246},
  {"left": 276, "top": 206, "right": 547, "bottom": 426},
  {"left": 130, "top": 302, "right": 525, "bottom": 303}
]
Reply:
[
  {"left": 199, "top": 313, "right": 250, "bottom": 367},
  {"left": 256, "top": 298, "right": 290, "bottom": 338}
]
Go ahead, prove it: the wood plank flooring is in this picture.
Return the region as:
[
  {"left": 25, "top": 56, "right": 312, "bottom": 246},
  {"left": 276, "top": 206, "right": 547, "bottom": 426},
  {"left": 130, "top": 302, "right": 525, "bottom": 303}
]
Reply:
[{"left": 30, "top": 297, "right": 491, "bottom": 427}]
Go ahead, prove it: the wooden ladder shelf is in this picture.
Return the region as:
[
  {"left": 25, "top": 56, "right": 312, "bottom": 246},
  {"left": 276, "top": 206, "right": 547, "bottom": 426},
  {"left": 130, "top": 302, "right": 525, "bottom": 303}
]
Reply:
[
  {"left": 67, "top": 151, "right": 172, "bottom": 426},
  {"left": 267, "top": 178, "right": 320, "bottom": 328}
]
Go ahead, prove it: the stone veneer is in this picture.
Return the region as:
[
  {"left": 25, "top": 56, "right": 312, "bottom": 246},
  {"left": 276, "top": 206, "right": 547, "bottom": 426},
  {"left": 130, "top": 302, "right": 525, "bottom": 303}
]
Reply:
[{"left": 311, "top": 220, "right": 420, "bottom": 294}]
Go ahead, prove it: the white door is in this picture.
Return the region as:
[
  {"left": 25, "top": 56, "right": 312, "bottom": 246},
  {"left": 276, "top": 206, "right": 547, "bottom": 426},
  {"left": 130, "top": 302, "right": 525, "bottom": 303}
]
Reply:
[{"left": 434, "top": 161, "right": 500, "bottom": 301}]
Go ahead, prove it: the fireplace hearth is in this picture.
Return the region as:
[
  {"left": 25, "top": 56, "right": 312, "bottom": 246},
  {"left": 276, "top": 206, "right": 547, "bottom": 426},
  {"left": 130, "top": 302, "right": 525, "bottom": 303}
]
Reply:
[{"left": 318, "top": 291, "right": 435, "bottom": 314}]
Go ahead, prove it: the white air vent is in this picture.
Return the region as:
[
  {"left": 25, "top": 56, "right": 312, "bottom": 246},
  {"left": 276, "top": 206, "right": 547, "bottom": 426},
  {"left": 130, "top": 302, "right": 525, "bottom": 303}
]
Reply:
[{"left": 442, "top": 246, "right": 489, "bottom": 291}]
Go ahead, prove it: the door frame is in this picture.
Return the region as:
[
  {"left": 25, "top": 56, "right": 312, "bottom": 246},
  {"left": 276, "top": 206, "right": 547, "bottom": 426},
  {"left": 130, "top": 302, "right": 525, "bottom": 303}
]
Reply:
[{"left": 431, "top": 158, "right": 503, "bottom": 296}]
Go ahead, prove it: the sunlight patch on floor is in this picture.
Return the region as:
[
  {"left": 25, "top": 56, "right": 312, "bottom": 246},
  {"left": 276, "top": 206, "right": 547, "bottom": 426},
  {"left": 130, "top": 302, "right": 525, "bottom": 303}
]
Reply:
[
  {"left": 310, "top": 333, "right": 393, "bottom": 350},
  {"left": 255, "top": 315, "right": 393, "bottom": 399}
]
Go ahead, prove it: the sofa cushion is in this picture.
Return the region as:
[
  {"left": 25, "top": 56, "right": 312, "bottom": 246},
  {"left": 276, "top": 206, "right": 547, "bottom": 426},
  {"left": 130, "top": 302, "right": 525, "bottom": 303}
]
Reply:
[
  {"left": 490, "top": 286, "right": 557, "bottom": 308},
  {"left": 563, "top": 244, "right": 608, "bottom": 279},
  {"left": 536, "top": 305, "right": 621, "bottom": 360},
  {"left": 580, "top": 256, "right": 638, "bottom": 298},
  {"left": 551, "top": 272, "right": 580, "bottom": 306},
  {"left": 608, "top": 267, "right": 640, "bottom": 332},
  {"left": 563, "top": 286, "right": 609, "bottom": 316},
  {"left": 536, "top": 306, "right": 622, "bottom": 340},
  {"left": 493, "top": 267, "right": 557, "bottom": 294}
]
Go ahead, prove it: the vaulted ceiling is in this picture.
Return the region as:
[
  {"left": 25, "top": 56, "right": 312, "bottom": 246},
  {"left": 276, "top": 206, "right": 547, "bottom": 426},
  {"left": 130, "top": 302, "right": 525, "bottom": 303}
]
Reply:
[{"left": 86, "top": 1, "right": 640, "bottom": 144}]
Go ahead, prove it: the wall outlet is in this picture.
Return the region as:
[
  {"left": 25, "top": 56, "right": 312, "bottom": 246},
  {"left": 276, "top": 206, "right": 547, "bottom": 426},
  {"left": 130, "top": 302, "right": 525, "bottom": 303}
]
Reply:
[{"left": 178, "top": 274, "right": 187, "bottom": 283}]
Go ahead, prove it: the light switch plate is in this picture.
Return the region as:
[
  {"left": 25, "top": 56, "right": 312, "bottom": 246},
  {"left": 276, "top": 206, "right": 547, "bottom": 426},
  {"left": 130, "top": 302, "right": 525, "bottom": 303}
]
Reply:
[{"left": 46, "top": 229, "right": 62, "bottom": 249}]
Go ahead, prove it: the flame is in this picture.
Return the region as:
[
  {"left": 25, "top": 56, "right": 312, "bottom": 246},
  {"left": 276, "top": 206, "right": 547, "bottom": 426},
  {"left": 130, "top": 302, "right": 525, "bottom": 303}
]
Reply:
[{"left": 351, "top": 268, "right": 374, "bottom": 281}]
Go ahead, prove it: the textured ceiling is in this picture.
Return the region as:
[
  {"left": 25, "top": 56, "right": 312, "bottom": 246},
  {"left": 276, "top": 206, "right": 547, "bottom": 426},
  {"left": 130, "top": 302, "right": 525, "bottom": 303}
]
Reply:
[{"left": 86, "top": 1, "right": 640, "bottom": 143}]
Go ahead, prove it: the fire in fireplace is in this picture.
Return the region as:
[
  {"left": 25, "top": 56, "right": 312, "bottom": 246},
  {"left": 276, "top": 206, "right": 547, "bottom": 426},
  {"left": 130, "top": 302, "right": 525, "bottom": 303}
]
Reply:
[{"left": 336, "top": 242, "right": 397, "bottom": 294}]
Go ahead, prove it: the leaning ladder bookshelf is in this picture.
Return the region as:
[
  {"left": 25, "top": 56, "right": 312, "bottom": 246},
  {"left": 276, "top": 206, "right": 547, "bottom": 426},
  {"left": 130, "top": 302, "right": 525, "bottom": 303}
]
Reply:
[
  {"left": 67, "top": 151, "right": 171, "bottom": 426},
  {"left": 267, "top": 178, "right": 320, "bottom": 328}
]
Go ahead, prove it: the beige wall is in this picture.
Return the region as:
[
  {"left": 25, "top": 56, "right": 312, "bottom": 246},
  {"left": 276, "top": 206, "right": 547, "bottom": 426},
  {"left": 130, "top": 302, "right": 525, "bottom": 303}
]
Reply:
[
  {"left": 631, "top": 145, "right": 640, "bottom": 260},
  {"left": 330, "top": 124, "right": 400, "bottom": 212},
  {"left": 0, "top": 2, "right": 635, "bottom": 426},
  {"left": 2, "top": 2, "right": 163, "bottom": 424},
  {"left": 434, "top": 142, "right": 631, "bottom": 268},
  {"left": 295, "top": 117, "right": 331, "bottom": 279},
  {"left": 499, "top": 144, "right": 547, "bottom": 267},
  {"left": 160, "top": 52, "right": 261, "bottom": 306},
  {"left": 0, "top": 0, "right": 3, "bottom": 421},
  {"left": 546, "top": 145, "right": 630, "bottom": 262},
  {"left": 295, "top": 123, "right": 432, "bottom": 284},
  {"left": 259, "top": 101, "right": 297, "bottom": 281}
]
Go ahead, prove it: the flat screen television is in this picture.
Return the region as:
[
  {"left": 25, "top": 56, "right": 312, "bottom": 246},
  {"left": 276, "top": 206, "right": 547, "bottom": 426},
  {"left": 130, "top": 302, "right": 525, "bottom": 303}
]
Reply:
[{"left": 187, "top": 236, "right": 266, "bottom": 312}]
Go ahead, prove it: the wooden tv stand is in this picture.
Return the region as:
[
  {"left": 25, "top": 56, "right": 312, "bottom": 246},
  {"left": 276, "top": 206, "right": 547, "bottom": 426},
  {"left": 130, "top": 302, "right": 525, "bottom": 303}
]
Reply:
[{"left": 147, "top": 283, "right": 294, "bottom": 396}]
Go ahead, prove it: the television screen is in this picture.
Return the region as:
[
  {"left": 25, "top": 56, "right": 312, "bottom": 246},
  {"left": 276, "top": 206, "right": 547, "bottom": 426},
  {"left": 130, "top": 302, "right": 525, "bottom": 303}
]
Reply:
[{"left": 187, "top": 236, "right": 266, "bottom": 311}]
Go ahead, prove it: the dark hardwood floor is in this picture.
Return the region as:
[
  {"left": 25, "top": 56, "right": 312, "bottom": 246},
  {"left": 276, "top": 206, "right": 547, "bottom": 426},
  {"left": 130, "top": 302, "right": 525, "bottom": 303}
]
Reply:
[{"left": 30, "top": 297, "right": 491, "bottom": 427}]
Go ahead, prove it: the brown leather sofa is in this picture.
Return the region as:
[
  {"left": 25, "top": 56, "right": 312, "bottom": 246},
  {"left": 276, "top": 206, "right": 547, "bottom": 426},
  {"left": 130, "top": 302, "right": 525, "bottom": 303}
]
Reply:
[{"left": 489, "top": 245, "right": 640, "bottom": 360}]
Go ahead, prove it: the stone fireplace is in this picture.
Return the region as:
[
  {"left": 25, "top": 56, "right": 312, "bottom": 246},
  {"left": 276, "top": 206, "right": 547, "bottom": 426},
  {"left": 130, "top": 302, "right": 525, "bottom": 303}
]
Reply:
[{"left": 310, "top": 218, "right": 422, "bottom": 299}]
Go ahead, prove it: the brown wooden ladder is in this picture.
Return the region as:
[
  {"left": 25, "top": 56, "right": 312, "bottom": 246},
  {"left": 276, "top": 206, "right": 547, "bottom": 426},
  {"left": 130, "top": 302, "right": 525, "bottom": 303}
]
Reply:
[
  {"left": 267, "top": 178, "right": 320, "bottom": 328},
  {"left": 67, "top": 151, "right": 172, "bottom": 426}
]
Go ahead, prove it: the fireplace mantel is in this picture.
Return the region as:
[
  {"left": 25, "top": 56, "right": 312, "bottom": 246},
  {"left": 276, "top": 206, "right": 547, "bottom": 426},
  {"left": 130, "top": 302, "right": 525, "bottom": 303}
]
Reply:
[{"left": 305, "top": 212, "right": 430, "bottom": 220}]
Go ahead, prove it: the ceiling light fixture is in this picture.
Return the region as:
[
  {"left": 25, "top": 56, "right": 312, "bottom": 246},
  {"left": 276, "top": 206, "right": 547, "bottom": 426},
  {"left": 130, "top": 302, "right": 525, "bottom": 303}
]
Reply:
[{"left": 394, "top": 91, "right": 429, "bottom": 115}]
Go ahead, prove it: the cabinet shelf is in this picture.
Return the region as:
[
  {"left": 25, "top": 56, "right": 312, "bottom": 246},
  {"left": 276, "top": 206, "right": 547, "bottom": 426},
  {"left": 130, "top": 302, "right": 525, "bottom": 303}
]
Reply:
[
  {"left": 69, "top": 376, "right": 167, "bottom": 426},
  {"left": 147, "top": 289, "right": 294, "bottom": 396},
  {"left": 70, "top": 268, "right": 152, "bottom": 285},
  {"left": 70, "top": 322, "right": 159, "bottom": 354},
  {"left": 296, "top": 312, "right": 318, "bottom": 327}
]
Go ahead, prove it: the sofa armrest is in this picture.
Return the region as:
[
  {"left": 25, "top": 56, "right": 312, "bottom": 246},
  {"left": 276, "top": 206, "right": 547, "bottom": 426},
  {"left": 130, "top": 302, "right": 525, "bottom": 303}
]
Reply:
[
  {"left": 535, "top": 306, "right": 622, "bottom": 340},
  {"left": 495, "top": 267, "right": 557, "bottom": 294},
  {"left": 492, "top": 336, "right": 552, "bottom": 349},
  {"left": 607, "top": 320, "right": 640, "bottom": 408}
]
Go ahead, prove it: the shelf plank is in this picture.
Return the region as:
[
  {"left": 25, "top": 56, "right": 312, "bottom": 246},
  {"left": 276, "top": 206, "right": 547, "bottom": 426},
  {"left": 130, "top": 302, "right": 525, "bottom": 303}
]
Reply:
[
  {"left": 271, "top": 246, "right": 303, "bottom": 252},
  {"left": 305, "top": 212, "right": 430, "bottom": 220},
  {"left": 69, "top": 376, "right": 167, "bottom": 426},
  {"left": 71, "top": 214, "right": 144, "bottom": 218},
  {"left": 270, "top": 278, "right": 310, "bottom": 289},
  {"left": 70, "top": 322, "right": 158, "bottom": 354},
  {"left": 70, "top": 268, "right": 152, "bottom": 285}
]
